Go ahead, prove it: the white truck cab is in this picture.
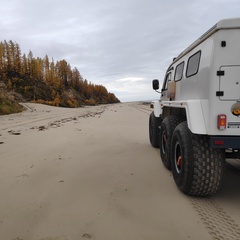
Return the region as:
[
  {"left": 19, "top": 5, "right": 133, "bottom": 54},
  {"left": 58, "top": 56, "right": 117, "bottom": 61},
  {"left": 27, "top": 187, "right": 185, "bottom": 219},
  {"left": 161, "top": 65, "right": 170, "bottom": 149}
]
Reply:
[{"left": 149, "top": 18, "right": 240, "bottom": 197}]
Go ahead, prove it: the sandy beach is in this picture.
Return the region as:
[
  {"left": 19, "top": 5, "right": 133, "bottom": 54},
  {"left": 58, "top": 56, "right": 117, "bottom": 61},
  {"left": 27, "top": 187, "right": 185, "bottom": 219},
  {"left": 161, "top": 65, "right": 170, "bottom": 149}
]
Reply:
[{"left": 1, "top": 102, "right": 240, "bottom": 240}]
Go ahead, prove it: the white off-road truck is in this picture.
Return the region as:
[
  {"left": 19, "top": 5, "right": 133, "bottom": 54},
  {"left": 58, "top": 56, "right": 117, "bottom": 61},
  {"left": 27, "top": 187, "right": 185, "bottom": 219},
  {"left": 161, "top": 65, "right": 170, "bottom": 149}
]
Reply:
[{"left": 149, "top": 18, "right": 240, "bottom": 197}]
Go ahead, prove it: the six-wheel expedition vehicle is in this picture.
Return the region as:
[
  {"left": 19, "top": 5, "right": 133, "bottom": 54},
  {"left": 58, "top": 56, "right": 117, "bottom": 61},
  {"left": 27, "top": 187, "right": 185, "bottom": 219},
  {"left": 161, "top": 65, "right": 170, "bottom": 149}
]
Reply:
[{"left": 149, "top": 18, "right": 240, "bottom": 197}]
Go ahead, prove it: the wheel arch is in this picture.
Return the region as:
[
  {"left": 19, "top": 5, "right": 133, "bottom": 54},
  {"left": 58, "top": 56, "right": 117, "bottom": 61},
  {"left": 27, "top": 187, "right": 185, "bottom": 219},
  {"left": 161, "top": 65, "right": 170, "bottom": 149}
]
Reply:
[{"left": 162, "top": 100, "right": 207, "bottom": 134}]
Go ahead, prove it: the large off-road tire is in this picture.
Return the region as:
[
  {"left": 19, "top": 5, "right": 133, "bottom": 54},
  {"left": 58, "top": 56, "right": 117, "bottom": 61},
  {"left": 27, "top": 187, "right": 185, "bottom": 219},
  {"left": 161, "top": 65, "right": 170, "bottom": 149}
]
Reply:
[
  {"left": 171, "top": 121, "right": 225, "bottom": 197},
  {"left": 159, "top": 115, "right": 185, "bottom": 170},
  {"left": 149, "top": 112, "right": 161, "bottom": 148}
]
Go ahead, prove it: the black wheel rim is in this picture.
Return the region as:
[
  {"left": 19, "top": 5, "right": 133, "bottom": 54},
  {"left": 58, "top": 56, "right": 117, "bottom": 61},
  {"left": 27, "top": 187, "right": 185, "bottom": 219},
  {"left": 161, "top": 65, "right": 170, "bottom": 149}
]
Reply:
[{"left": 174, "top": 141, "right": 182, "bottom": 174}]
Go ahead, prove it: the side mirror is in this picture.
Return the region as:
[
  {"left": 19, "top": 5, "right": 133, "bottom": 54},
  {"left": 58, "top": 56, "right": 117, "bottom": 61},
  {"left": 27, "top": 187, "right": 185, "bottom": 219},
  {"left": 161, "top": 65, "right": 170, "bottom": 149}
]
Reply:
[{"left": 152, "top": 79, "right": 159, "bottom": 90}]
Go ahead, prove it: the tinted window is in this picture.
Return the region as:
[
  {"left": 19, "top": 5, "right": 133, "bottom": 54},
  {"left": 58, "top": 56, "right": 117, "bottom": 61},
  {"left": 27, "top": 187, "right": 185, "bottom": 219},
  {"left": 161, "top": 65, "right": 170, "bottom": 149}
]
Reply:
[
  {"left": 186, "top": 51, "right": 201, "bottom": 77},
  {"left": 162, "top": 72, "right": 172, "bottom": 90},
  {"left": 174, "top": 62, "right": 184, "bottom": 81}
]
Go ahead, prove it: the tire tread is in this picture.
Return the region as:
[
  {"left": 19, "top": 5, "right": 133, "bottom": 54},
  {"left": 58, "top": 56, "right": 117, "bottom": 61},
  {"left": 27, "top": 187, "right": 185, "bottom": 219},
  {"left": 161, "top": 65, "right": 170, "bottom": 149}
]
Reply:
[{"left": 171, "top": 122, "right": 225, "bottom": 197}]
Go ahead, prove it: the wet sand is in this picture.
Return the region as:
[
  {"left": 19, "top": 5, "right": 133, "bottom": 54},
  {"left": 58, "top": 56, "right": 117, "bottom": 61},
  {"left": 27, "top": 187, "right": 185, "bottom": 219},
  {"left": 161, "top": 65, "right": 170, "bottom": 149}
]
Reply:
[{"left": 0, "top": 102, "right": 240, "bottom": 240}]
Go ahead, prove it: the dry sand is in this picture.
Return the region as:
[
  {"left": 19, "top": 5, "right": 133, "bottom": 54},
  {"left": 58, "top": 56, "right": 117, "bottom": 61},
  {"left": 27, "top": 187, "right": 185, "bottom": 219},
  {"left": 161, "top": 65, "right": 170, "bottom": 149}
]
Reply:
[{"left": 0, "top": 102, "right": 240, "bottom": 240}]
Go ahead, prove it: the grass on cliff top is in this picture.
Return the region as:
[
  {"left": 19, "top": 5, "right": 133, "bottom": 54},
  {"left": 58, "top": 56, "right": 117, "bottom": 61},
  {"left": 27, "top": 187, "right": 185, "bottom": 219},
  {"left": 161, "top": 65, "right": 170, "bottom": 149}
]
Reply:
[{"left": 0, "top": 94, "right": 25, "bottom": 115}]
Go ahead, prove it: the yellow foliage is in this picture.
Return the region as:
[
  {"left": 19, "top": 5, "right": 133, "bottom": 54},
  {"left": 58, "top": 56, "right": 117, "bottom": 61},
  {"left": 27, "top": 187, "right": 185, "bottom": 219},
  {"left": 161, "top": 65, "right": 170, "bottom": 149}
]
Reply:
[
  {"left": 67, "top": 99, "right": 75, "bottom": 108},
  {"left": 84, "top": 99, "right": 96, "bottom": 106},
  {"left": 53, "top": 95, "right": 60, "bottom": 106}
]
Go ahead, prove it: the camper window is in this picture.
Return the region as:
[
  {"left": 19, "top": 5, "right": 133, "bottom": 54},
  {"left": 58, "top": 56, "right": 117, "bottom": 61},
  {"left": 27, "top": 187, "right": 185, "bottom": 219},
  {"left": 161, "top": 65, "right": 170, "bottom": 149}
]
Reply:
[
  {"left": 186, "top": 51, "right": 201, "bottom": 77},
  {"left": 174, "top": 62, "right": 184, "bottom": 81}
]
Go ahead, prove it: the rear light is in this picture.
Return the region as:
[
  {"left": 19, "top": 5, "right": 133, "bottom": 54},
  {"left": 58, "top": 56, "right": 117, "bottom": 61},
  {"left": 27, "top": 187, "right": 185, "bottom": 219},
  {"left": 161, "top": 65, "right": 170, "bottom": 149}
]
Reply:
[
  {"left": 217, "top": 114, "right": 227, "bottom": 130},
  {"left": 214, "top": 140, "right": 224, "bottom": 145}
]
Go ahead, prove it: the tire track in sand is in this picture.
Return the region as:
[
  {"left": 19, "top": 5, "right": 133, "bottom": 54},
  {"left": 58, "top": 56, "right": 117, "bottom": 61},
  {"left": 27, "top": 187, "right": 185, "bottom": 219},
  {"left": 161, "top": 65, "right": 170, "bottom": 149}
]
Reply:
[{"left": 190, "top": 197, "right": 240, "bottom": 240}]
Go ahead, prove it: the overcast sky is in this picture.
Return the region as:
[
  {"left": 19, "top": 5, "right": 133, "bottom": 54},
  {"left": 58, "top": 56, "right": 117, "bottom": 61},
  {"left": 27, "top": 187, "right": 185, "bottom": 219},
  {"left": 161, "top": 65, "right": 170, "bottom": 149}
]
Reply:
[{"left": 0, "top": 0, "right": 239, "bottom": 102}]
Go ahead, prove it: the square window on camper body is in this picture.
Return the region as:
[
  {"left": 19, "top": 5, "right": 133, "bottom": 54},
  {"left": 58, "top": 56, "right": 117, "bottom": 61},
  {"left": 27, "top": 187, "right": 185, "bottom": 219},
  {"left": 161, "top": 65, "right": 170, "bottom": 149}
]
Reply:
[{"left": 186, "top": 51, "right": 201, "bottom": 77}]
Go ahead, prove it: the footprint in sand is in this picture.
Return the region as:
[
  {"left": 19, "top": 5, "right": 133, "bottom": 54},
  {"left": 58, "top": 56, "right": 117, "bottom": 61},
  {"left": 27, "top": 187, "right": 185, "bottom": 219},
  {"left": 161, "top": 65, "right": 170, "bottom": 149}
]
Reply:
[
  {"left": 82, "top": 233, "right": 93, "bottom": 239},
  {"left": 8, "top": 130, "right": 21, "bottom": 135}
]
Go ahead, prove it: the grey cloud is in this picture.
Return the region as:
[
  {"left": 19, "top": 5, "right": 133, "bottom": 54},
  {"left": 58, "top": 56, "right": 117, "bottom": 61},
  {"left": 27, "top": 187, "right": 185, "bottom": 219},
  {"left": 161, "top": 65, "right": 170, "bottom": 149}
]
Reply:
[{"left": 0, "top": 0, "right": 239, "bottom": 101}]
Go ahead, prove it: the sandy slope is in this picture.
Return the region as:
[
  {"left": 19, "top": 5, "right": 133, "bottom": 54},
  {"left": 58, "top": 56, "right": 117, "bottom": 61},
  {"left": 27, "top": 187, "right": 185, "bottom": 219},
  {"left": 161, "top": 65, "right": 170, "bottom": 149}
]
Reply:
[{"left": 0, "top": 102, "right": 240, "bottom": 240}]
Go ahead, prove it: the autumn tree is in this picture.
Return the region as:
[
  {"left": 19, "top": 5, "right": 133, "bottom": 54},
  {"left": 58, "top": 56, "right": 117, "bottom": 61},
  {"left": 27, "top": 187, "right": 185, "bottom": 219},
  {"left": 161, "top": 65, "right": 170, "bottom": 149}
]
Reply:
[{"left": 0, "top": 40, "right": 120, "bottom": 106}]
